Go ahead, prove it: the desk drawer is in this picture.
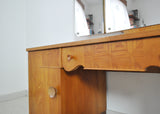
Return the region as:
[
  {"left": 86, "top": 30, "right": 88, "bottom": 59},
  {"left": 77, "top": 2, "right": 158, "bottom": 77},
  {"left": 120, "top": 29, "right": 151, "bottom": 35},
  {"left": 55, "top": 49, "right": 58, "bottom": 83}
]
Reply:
[
  {"left": 62, "top": 46, "right": 84, "bottom": 71},
  {"left": 62, "top": 37, "right": 160, "bottom": 72},
  {"left": 29, "top": 49, "right": 61, "bottom": 68},
  {"left": 62, "top": 44, "right": 113, "bottom": 71}
]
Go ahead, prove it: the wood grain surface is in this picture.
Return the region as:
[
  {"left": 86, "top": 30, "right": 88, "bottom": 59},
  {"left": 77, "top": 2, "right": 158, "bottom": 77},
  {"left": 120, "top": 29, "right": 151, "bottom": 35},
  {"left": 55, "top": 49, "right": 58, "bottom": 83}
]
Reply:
[
  {"left": 29, "top": 50, "right": 106, "bottom": 114},
  {"left": 29, "top": 50, "right": 61, "bottom": 114},
  {"left": 61, "top": 68, "right": 106, "bottom": 114},
  {"left": 62, "top": 37, "right": 160, "bottom": 72}
]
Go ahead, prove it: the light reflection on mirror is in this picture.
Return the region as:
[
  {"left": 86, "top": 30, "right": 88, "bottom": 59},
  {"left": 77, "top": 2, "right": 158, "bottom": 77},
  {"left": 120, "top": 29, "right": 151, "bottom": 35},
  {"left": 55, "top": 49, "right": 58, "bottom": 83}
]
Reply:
[
  {"left": 75, "top": 0, "right": 160, "bottom": 37},
  {"left": 105, "top": 0, "right": 131, "bottom": 33},
  {"left": 75, "top": 0, "right": 104, "bottom": 36}
]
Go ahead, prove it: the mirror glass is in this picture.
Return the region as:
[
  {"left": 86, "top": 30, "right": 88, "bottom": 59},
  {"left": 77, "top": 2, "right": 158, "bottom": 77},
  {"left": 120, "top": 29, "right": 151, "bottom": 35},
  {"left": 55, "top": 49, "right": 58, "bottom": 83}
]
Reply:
[{"left": 75, "top": 0, "right": 160, "bottom": 37}]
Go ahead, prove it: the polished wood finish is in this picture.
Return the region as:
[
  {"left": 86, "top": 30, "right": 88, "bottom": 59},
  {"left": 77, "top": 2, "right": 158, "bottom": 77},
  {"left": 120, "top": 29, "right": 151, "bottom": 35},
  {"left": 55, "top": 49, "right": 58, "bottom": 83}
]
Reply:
[
  {"left": 29, "top": 49, "right": 106, "bottom": 114},
  {"left": 61, "top": 69, "right": 106, "bottom": 114},
  {"left": 28, "top": 26, "right": 160, "bottom": 114},
  {"left": 62, "top": 37, "right": 160, "bottom": 72},
  {"left": 62, "top": 46, "right": 84, "bottom": 71},
  {"left": 40, "top": 49, "right": 61, "bottom": 68},
  {"left": 29, "top": 50, "right": 61, "bottom": 114},
  {"left": 26, "top": 25, "right": 160, "bottom": 52}
]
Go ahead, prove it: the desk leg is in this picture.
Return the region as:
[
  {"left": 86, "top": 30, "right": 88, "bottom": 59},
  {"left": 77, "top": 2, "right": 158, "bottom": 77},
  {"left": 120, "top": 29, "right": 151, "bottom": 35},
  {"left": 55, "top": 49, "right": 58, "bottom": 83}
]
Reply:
[{"left": 61, "top": 68, "right": 106, "bottom": 114}]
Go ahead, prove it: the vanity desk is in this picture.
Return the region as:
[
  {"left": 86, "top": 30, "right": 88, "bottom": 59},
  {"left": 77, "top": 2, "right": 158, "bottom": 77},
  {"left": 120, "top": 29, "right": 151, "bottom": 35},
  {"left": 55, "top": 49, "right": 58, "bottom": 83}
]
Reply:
[{"left": 27, "top": 25, "right": 160, "bottom": 114}]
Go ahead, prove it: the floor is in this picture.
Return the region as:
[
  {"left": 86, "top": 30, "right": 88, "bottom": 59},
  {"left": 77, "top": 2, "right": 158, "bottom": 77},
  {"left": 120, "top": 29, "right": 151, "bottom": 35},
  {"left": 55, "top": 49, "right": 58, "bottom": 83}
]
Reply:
[
  {"left": 0, "top": 95, "right": 123, "bottom": 114},
  {"left": 107, "top": 110, "right": 126, "bottom": 114},
  {"left": 0, "top": 96, "right": 28, "bottom": 114}
]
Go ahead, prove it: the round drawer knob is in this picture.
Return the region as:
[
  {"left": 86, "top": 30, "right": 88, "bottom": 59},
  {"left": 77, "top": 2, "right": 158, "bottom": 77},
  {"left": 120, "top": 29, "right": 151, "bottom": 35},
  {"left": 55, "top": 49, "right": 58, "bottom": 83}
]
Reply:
[
  {"left": 67, "top": 55, "right": 73, "bottom": 61},
  {"left": 48, "top": 87, "right": 57, "bottom": 98}
]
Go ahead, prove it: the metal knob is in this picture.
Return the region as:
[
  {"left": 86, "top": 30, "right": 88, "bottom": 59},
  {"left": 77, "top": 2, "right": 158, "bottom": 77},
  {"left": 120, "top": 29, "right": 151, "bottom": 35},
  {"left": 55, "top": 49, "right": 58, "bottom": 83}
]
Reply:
[{"left": 48, "top": 87, "right": 57, "bottom": 98}]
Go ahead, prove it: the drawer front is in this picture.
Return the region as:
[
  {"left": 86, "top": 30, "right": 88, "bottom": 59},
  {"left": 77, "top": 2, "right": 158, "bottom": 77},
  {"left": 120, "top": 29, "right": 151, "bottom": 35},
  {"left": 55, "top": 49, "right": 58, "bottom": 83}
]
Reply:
[
  {"left": 29, "top": 49, "right": 61, "bottom": 114},
  {"left": 41, "top": 49, "right": 61, "bottom": 68},
  {"left": 62, "top": 37, "right": 160, "bottom": 72},
  {"left": 29, "top": 49, "right": 61, "bottom": 68},
  {"left": 62, "top": 46, "right": 84, "bottom": 71},
  {"left": 62, "top": 44, "right": 111, "bottom": 71}
]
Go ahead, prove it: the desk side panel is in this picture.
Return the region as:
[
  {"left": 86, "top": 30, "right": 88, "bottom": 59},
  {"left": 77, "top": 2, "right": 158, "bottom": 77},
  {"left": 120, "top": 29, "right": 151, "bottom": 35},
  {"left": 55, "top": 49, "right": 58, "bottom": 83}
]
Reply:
[
  {"left": 28, "top": 49, "right": 61, "bottom": 114},
  {"left": 61, "top": 69, "right": 106, "bottom": 114}
]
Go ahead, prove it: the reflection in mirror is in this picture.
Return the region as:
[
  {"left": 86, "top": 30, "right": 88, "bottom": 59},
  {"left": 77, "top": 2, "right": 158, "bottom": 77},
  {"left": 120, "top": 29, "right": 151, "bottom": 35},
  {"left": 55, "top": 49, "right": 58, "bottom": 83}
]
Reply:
[
  {"left": 75, "top": 0, "right": 104, "bottom": 36},
  {"left": 105, "top": 0, "right": 131, "bottom": 33},
  {"left": 75, "top": 0, "right": 160, "bottom": 37}
]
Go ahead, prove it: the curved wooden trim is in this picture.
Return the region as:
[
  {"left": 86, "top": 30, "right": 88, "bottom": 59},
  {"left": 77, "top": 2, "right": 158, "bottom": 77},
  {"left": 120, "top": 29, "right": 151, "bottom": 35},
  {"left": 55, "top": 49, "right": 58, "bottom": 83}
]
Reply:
[{"left": 63, "top": 65, "right": 84, "bottom": 72}]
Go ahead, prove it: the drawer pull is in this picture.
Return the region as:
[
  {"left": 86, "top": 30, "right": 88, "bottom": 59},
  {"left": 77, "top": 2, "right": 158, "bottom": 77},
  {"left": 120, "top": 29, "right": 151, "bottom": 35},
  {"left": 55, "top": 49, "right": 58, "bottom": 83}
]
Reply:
[
  {"left": 48, "top": 87, "right": 57, "bottom": 98},
  {"left": 67, "top": 55, "right": 73, "bottom": 61}
]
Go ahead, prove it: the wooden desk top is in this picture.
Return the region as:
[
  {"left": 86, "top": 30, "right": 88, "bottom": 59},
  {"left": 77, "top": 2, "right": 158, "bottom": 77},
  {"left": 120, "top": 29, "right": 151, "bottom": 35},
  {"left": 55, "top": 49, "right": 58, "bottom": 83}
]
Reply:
[{"left": 27, "top": 25, "right": 160, "bottom": 52}]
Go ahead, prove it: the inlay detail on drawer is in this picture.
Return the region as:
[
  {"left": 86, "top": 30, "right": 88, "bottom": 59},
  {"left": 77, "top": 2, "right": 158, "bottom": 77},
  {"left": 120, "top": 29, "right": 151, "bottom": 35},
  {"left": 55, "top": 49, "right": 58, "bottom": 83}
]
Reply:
[
  {"left": 62, "top": 37, "right": 160, "bottom": 72},
  {"left": 30, "top": 49, "right": 62, "bottom": 68}
]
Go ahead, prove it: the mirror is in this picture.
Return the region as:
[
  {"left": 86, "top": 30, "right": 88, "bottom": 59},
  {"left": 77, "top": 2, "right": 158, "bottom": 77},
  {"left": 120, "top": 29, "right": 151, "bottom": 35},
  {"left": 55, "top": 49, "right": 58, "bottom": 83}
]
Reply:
[
  {"left": 75, "top": 0, "right": 160, "bottom": 37},
  {"left": 75, "top": 0, "right": 104, "bottom": 36}
]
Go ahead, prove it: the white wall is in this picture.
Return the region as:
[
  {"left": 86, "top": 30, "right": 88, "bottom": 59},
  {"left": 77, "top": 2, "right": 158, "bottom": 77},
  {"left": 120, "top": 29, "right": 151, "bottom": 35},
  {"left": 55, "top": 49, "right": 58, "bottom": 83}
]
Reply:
[
  {"left": 0, "top": 0, "right": 27, "bottom": 95},
  {"left": 26, "top": 0, "right": 74, "bottom": 48},
  {"left": 107, "top": 72, "right": 160, "bottom": 114}
]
